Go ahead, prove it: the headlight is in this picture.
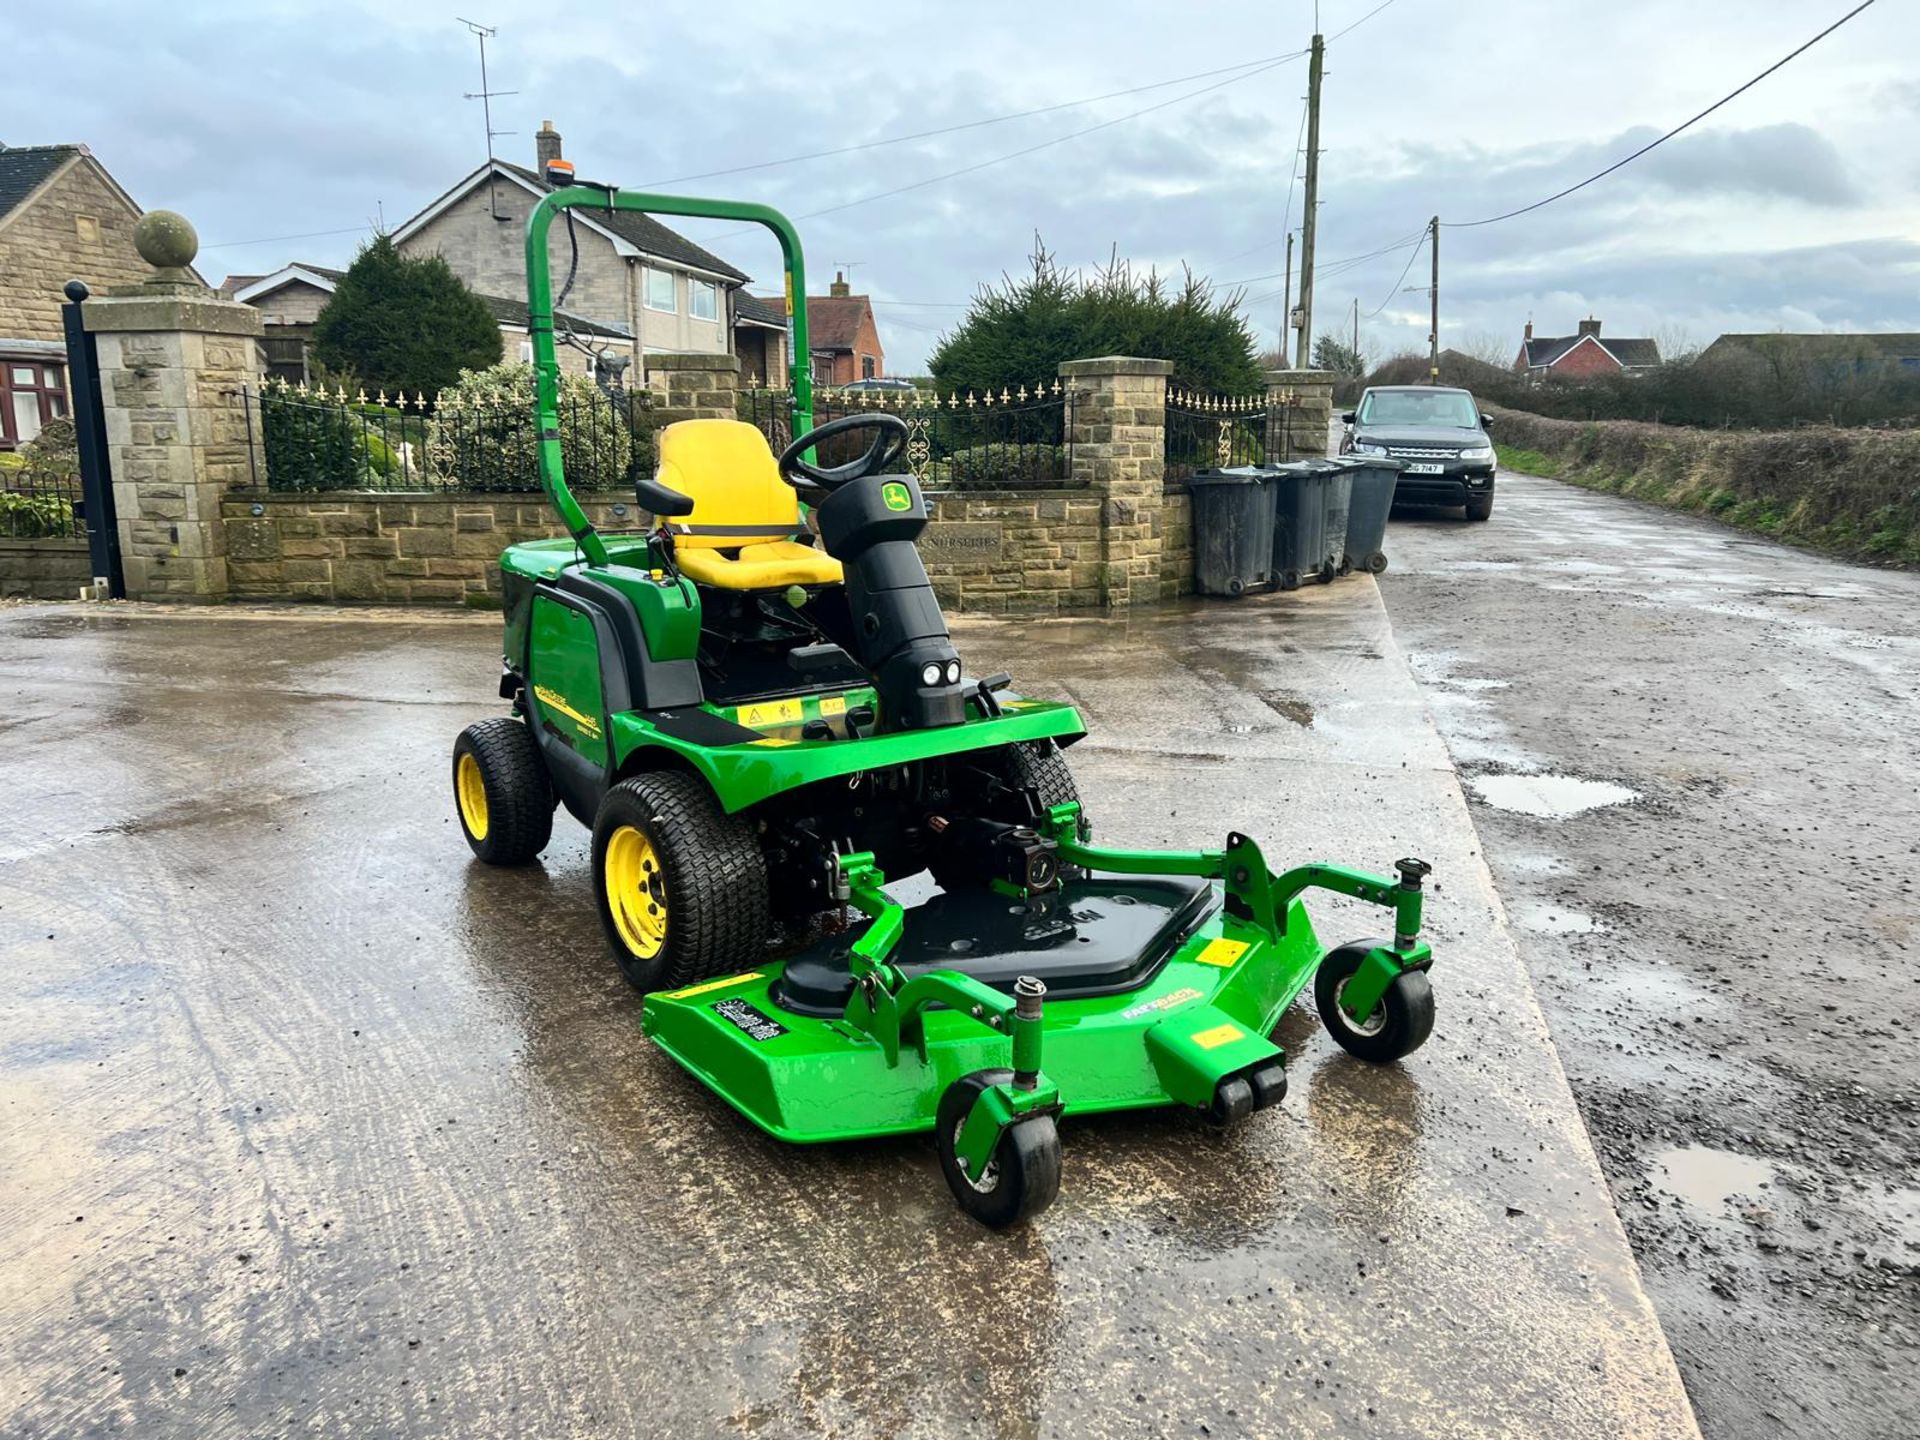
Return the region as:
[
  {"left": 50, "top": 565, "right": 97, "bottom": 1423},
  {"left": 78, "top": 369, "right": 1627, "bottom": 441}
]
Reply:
[
  {"left": 943, "top": 659, "right": 962, "bottom": 685},
  {"left": 1353, "top": 442, "right": 1388, "bottom": 456},
  {"left": 921, "top": 662, "right": 943, "bottom": 687},
  {"left": 1457, "top": 446, "right": 1493, "bottom": 461}
]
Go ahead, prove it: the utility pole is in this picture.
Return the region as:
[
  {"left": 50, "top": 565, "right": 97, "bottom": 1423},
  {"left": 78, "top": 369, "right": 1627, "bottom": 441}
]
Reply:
[
  {"left": 1427, "top": 215, "right": 1440, "bottom": 384},
  {"left": 1294, "top": 30, "right": 1324, "bottom": 369},
  {"left": 459, "top": 18, "right": 516, "bottom": 220},
  {"left": 1351, "top": 296, "right": 1359, "bottom": 363},
  {"left": 1281, "top": 230, "right": 1293, "bottom": 359}
]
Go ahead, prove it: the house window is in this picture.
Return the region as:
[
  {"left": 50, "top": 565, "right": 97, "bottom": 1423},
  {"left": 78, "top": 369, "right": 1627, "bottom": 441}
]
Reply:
[
  {"left": 689, "top": 279, "right": 717, "bottom": 322},
  {"left": 0, "top": 360, "right": 68, "bottom": 449},
  {"left": 645, "top": 268, "right": 677, "bottom": 313},
  {"left": 861, "top": 355, "right": 876, "bottom": 380}
]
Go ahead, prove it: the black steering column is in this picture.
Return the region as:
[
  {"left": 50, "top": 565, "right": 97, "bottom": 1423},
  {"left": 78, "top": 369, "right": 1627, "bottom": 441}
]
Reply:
[{"left": 780, "top": 414, "right": 967, "bottom": 731}]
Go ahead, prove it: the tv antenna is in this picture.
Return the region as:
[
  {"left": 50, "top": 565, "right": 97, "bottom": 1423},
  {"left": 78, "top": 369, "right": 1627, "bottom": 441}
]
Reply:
[
  {"left": 834, "top": 260, "right": 865, "bottom": 288},
  {"left": 459, "top": 18, "right": 517, "bottom": 219}
]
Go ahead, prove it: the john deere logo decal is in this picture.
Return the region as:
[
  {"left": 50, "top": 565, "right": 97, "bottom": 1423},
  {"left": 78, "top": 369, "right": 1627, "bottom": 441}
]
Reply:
[{"left": 881, "top": 482, "right": 912, "bottom": 512}]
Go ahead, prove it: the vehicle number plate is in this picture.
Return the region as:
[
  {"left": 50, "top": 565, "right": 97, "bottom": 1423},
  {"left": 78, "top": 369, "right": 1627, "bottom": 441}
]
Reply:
[{"left": 1406, "top": 462, "right": 1445, "bottom": 474}]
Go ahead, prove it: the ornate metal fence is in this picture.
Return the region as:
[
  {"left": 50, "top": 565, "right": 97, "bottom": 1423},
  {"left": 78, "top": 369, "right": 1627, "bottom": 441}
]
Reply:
[
  {"left": 0, "top": 463, "right": 83, "bottom": 537},
  {"left": 243, "top": 379, "right": 655, "bottom": 493},
  {"left": 738, "top": 382, "right": 1081, "bottom": 490},
  {"left": 1163, "top": 387, "right": 1301, "bottom": 486}
]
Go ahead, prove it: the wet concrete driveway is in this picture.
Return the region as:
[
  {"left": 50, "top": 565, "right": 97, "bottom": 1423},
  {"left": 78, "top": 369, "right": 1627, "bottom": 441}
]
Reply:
[
  {"left": 1382, "top": 473, "right": 1920, "bottom": 1439},
  {"left": 1, "top": 592, "right": 1695, "bottom": 1437}
]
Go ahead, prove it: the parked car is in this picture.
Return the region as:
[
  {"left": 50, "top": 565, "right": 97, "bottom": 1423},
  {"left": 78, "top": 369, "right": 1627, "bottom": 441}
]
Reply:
[
  {"left": 1340, "top": 386, "right": 1496, "bottom": 521},
  {"left": 838, "top": 377, "right": 919, "bottom": 394}
]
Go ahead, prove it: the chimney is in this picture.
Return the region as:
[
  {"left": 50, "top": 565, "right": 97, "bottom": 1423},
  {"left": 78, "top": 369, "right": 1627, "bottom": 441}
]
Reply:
[
  {"left": 1577, "top": 316, "right": 1601, "bottom": 338},
  {"left": 1523, "top": 320, "right": 1533, "bottom": 341},
  {"left": 536, "top": 121, "right": 563, "bottom": 174},
  {"left": 829, "top": 271, "right": 851, "bottom": 298}
]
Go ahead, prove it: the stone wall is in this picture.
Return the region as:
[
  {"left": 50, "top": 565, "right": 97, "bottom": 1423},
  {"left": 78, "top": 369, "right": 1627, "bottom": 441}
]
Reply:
[
  {"left": 0, "top": 538, "right": 90, "bottom": 599},
  {"left": 924, "top": 489, "right": 1105, "bottom": 613},
  {"left": 220, "top": 491, "right": 637, "bottom": 604},
  {"left": 1266, "top": 368, "right": 1335, "bottom": 459},
  {"left": 0, "top": 155, "right": 156, "bottom": 346}
]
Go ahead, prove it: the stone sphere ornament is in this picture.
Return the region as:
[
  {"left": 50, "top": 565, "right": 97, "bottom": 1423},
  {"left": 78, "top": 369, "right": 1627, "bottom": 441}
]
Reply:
[{"left": 133, "top": 210, "right": 199, "bottom": 272}]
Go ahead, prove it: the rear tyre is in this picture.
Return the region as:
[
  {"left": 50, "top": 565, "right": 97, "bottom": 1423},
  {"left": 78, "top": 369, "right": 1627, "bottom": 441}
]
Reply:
[
  {"left": 452, "top": 718, "right": 553, "bottom": 865},
  {"left": 936, "top": 1069, "right": 1063, "bottom": 1228},
  {"left": 1315, "top": 941, "right": 1435, "bottom": 1064},
  {"left": 592, "top": 771, "right": 770, "bottom": 993},
  {"left": 931, "top": 740, "right": 1087, "bottom": 891},
  {"left": 1464, "top": 495, "right": 1494, "bottom": 522}
]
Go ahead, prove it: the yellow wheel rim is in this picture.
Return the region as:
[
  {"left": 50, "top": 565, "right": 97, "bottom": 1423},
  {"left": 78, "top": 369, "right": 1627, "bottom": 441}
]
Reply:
[
  {"left": 456, "top": 751, "right": 490, "bottom": 841},
  {"left": 605, "top": 824, "right": 668, "bottom": 959}
]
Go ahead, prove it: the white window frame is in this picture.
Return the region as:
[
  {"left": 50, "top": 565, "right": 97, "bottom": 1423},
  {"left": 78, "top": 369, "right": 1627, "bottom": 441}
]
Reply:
[
  {"left": 644, "top": 268, "right": 677, "bottom": 314},
  {"left": 688, "top": 278, "right": 718, "bottom": 322}
]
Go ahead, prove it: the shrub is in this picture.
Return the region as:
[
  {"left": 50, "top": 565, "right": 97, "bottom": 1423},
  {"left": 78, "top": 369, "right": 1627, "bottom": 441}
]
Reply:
[
  {"left": 311, "top": 233, "right": 503, "bottom": 397},
  {"left": 426, "top": 363, "right": 632, "bottom": 492},
  {"left": 941, "top": 443, "right": 1067, "bottom": 489},
  {"left": 0, "top": 489, "right": 76, "bottom": 537},
  {"left": 261, "top": 388, "right": 378, "bottom": 490}
]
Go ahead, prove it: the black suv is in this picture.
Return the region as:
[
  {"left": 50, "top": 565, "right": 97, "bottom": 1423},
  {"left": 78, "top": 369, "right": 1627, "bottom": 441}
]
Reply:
[{"left": 1341, "top": 386, "right": 1496, "bottom": 521}]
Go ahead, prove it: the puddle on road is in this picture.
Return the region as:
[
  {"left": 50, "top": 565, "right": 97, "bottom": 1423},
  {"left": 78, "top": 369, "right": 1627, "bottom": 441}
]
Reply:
[
  {"left": 1651, "top": 1145, "right": 1777, "bottom": 1218},
  {"left": 1508, "top": 900, "right": 1603, "bottom": 934},
  {"left": 1469, "top": 772, "right": 1639, "bottom": 819}
]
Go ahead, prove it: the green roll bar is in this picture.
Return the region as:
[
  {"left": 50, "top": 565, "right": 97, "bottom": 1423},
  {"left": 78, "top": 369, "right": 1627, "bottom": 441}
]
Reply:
[{"left": 524, "top": 186, "right": 813, "bottom": 568}]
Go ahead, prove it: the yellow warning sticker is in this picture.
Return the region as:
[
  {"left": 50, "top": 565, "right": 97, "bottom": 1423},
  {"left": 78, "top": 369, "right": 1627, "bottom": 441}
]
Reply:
[
  {"left": 662, "top": 971, "right": 763, "bottom": 1000},
  {"left": 736, "top": 698, "right": 804, "bottom": 728},
  {"left": 1191, "top": 1023, "right": 1243, "bottom": 1051},
  {"left": 751, "top": 737, "right": 799, "bottom": 747},
  {"left": 1194, "top": 937, "right": 1249, "bottom": 969},
  {"left": 820, "top": 695, "right": 848, "bottom": 718}
]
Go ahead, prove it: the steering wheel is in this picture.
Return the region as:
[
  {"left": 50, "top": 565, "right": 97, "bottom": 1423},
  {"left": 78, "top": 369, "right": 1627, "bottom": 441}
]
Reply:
[{"left": 778, "top": 413, "right": 910, "bottom": 490}]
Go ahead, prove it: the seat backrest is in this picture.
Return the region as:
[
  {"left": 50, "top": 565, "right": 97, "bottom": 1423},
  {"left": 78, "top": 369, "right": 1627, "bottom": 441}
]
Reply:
[{"left": 655, "top": 419, "right": 800, "bottom": 550}]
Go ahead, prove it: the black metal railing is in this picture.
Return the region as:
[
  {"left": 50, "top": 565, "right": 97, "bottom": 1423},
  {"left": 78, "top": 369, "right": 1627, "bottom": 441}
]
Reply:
[
  {"left": 738, "top": 382, "right": 1081, "bottom": 490},
  {"left": 0, "top": 464, "right": 83, "bottom": 538},
  {"left": 246, "top": 380, "right": 656, "bottom": 493},
  {"left": 1164, "top": 388, "right": 1299, "bottom": 487}
]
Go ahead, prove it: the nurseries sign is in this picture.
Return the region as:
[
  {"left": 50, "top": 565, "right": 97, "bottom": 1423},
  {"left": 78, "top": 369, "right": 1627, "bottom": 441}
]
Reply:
[{"left": 918, "top": 521, "right": 1005, "bottom": 565}]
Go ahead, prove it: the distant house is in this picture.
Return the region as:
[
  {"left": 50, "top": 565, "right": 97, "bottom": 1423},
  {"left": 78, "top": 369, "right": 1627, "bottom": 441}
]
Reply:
[
  {"left": 0, "top": 141, "right": 197, "bottom": 449},
  {"left": 1515, "top": 318, "right": 1660, "bottom": 380},
  {"left": 733, "top": 292, "right": 789, "bottom": 388},
  {"left": 1699, "top": 332, "right": 1920, "bottom": 374},
  {"left": 223, "top": 261, "right": 633, "bottom": 385},
  {"left": 388, "top": 121, "right": 748, "bottom": 379},
  {"left": 790, "top": 272, "right": 884, "bottom": 386}
]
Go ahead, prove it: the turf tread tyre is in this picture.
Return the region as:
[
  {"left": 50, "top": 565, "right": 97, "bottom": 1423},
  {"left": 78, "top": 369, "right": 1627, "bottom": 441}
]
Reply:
[
  {"left": 935, "top": 1069, "right": 1063, "bottom": 1228},
  {"left": 930, "top": 740, "right": 1086, "bottom": 891},
  {"left": 1315, "top": 940, "right": 1435, "bottom": 1064},
  {"left": 453, "top": 718, "right": 553, "bottom": 866},
  {"left": 592, "top": 771, "right": 770, "bottom": 993}
]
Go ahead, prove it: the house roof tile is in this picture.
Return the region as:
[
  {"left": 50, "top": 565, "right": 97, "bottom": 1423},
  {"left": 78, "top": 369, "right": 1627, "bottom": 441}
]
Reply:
[
  {"left": 0, "top": 144, "right": 80, "bottom": 223},
  {"left": 1524, "top": 333, "right": 1660, "bottom": 369},
  {"left": 803, "top": 294, "right": 873, "bottom": 353},
  {"left": 735, "top": 292, "right": 787, "bottom": 327}
]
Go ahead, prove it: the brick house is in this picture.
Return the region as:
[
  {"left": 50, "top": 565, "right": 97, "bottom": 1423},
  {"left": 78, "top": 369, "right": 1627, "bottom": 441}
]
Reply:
[
  {"left": 221, "top": 261, "right": 634, "bottom": 385},
  {"left": 783, "top": 272, "right": 884, "bottom": 386},
  {"left": 732, "top": 292, "right": 789, "bottom": 388},
  {"left": 0, "top": 142, "right": 197, "bottom": 450},
  {"left": 388, "top": 122, "right": 748, "bottom": 381},
  {"left": 1515, "top": 318, "right": 1659, "bottom": 380}
]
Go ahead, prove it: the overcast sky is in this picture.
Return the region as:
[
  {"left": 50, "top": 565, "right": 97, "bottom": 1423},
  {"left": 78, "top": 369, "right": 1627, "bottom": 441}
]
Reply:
[{"left": 8, "top": 0, "right": 1915, "bottom": 374}]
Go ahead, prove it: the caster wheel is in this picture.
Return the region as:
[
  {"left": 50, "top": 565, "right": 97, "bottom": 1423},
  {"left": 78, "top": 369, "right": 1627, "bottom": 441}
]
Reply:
[
  {"left": 936, "top": 1070, "right": 1061, "bottom": 1229},
  {"left": 1366, "top": 552, "right": 1389, "bottom": 574},
  {"left": 1315, "top": 940, "right": 1435, "bottom": 1064},
  {"left": 1204, "top": 1074, "right": 1255, "bottom": 1128},
  {"left": 1278, "top": 570, "right": 1302, "bottom": 592}
]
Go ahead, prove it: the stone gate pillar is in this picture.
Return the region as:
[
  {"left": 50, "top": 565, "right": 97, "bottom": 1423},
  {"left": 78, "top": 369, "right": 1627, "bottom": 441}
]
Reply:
[
  {"left": 646, "top": 353, "right": 739, "bottom": 426},
  {"left": 1060, "top": 356, "right": 1173, "bottom": 610},
  {"left": 1266, "top": 367, "right": 1336, "bottom": 458},
  {"left": 83, "top": 211, "right": 263, "bottom": 601}
]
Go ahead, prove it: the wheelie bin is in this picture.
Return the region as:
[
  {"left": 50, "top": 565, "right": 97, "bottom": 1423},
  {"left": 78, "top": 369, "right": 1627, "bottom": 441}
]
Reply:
[
  {"left": 1336, "top": 454, "right": 1407, "bottom": 574},
  {"left": 1268, "top": 460, "right": 1345, "bottom": 590},
  {"left": 1187, "top": 466, "right": 1277, "bottom": 597}
]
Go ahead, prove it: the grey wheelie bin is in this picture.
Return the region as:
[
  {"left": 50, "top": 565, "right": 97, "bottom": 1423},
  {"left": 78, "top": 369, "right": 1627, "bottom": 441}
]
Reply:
[
  {"left": 1187, "top": 466, "right": 1277, "bottom": 597},
  {"left": 1268, "top": 459, "right": 1345, "bottom": 590},
  {"left": 1336, "top": 454, "right": 1407, "bottom": 573}
]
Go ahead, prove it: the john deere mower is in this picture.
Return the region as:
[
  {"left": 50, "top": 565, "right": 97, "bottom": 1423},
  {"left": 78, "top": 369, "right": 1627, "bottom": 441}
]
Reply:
[{"left": 451, "top": 178, "right": 1439, "bottom": 1226}]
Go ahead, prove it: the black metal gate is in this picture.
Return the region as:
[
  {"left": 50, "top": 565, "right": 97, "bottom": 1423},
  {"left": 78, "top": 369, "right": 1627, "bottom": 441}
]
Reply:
[{"left": 60, "top": 279, "right": 123, "bottom": 597}]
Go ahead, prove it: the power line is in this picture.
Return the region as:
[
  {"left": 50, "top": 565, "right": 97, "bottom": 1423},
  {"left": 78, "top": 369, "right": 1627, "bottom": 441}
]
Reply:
[
  {"left": 1328, "top": 0, "right": 1403, "bottom": 43},
  {"left": 201, "top": 224, "right": 373, "bottom": 252},
  {"left": 1445, "top": 0, "right": 1878, "bottom": 228},
  {"left": 1364, "top": 229, "right": 1426, "bottom": 317},
  {"left": 643, "top": 52, "right": 1310, "bottom": 189}
]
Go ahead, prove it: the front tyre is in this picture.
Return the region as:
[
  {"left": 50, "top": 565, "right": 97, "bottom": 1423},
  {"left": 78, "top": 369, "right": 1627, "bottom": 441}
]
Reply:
[
  {"left": 1315, "top": 941, "right": 1435, "bottom": 1064},
  {"left": 935, "top": 1070, "right": 1062, "bottom": 1229},
  {"left": 592, "top": 771, "right": 770, "bottom": 992},
  {"left": 452, "top": 718, "right": 553, "bottom": 865}
]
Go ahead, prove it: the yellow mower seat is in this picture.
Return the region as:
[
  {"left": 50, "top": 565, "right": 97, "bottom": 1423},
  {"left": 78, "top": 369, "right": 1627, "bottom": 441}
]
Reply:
[{"left": 655, "top": 419, "right": 843, "bottom": 590}]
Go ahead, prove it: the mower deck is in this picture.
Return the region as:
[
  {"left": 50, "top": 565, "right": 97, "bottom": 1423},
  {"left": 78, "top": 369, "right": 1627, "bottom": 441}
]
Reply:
[{"left": 641, "top": 878, "right": 1321, "bottom": 1144}]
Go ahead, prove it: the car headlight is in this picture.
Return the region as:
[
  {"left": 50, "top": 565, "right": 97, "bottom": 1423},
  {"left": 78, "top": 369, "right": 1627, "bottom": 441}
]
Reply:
[
  {"left": 1457, "top": 446, "right": 1493, "bottom": 461},
  {"left": 1353, "top": 442, "right": 1388, "bottom": 457}
]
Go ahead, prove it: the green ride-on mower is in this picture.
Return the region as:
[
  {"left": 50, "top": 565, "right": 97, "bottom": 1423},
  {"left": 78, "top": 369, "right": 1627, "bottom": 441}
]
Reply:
[{"left": 451, "top": 177, "right": 1440, "bottom": 1227}]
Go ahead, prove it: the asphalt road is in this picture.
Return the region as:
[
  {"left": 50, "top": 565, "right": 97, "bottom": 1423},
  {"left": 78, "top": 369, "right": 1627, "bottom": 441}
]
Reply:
[
  {"left": 0, "top": 588, "right": 1697, "bottom": 1438},
  {"left": 1380, "top": 473, "right": 1920, "bottom": 1440}
]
